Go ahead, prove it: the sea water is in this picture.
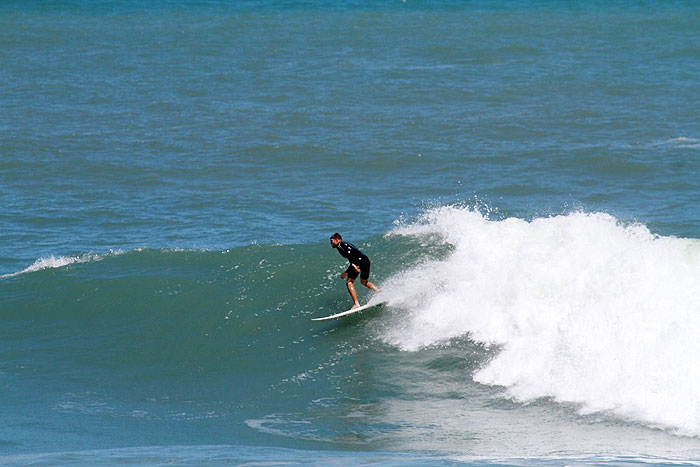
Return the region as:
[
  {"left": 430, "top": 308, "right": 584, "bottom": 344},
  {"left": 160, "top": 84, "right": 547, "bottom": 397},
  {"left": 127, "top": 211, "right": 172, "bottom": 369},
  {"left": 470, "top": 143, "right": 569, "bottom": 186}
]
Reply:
[{"left": 2, "top": 1, "right": 700, "bottom": 465}]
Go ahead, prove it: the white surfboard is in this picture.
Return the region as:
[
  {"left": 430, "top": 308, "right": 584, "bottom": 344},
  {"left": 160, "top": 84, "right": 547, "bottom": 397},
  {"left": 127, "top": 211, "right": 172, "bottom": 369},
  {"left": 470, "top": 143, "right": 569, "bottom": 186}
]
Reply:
[{"left": 311, "top": 301, "right": 387, "bottom": 321}]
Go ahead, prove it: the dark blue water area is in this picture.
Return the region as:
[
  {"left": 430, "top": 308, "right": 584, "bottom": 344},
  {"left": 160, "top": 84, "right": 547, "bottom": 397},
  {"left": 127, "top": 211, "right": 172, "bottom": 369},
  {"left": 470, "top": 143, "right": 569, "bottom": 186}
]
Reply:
[
  {"left": 2, "top": 0, "right": 699, "bottom": 12},
  {"left": 2, "top": 0, "right": 700, "bottom": 273}
]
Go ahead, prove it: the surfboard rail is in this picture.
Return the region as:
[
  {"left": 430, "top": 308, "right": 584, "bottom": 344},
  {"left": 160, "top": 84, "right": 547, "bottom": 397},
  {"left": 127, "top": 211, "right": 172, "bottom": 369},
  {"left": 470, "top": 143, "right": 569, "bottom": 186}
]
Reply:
[{"left": 311, "top": 301, "right": 387, "bottom": 321}]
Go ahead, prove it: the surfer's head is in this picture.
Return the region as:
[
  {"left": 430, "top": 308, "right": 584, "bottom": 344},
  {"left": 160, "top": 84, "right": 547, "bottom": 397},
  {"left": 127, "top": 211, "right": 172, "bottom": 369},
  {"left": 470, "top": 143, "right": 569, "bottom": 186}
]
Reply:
[{"left": 330, "top": 233, "right": 342, "bottom": 247}]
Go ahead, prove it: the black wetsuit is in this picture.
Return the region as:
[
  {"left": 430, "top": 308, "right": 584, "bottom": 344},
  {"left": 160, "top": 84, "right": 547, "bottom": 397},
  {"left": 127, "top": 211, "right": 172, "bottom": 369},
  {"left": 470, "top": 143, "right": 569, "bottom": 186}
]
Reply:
[{"left": 334, "top": 241, "right": 371, "bottom": 281}]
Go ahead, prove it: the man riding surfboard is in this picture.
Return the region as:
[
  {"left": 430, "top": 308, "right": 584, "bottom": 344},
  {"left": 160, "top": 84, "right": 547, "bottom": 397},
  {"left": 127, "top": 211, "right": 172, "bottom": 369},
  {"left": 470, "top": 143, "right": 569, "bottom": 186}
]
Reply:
[{"left": 330, "top": 233, "right": 378, "bottom": 309}]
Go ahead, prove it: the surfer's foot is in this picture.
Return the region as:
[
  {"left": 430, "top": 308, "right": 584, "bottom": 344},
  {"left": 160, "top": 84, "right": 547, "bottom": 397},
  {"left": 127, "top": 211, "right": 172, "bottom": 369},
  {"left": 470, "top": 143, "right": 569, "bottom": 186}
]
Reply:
[{"left": 351, "top": 303, "right": 360, "bottom": 309}]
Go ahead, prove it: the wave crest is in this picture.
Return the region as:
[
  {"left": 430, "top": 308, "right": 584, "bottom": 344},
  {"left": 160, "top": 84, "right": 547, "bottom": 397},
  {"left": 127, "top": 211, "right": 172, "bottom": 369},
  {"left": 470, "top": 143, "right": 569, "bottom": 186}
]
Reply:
[
  {"left": 1, "top": 251, "right": 124, "bottom": 279},
  {"left": 379, "top": 206, "right": 700, "bottom": 436}
]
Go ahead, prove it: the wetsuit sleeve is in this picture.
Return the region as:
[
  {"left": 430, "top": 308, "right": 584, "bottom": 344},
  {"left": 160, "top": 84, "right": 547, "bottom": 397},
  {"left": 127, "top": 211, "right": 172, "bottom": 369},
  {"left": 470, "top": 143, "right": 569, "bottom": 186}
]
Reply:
[{"left": 337, "top": 242, "right": 368, "bottom": 264}]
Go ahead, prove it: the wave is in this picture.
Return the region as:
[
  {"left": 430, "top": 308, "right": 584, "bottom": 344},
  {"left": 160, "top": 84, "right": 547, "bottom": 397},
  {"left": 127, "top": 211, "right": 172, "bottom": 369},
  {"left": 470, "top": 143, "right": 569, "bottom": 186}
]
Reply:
[
  {"left": 378, "top": 206, "right": 700, "bottom": 436},
  {"left": 5, "top": 219, "right": 700, "bottom": 441},
  {"left": 0, "top": 251, "right": 122, "bottom": 279},
  {"left": 654, "top": 137, "right": 700, "bottom": 149},
  {"left": 0, "top": 248, "right": 218, "bottom": 279}
]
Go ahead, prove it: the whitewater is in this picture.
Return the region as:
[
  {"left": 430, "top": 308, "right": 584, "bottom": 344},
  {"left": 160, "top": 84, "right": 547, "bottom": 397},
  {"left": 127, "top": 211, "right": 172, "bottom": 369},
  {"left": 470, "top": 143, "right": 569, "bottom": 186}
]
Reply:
[{"left": 379, "top": 207, "right": 700, "bottom": 437}]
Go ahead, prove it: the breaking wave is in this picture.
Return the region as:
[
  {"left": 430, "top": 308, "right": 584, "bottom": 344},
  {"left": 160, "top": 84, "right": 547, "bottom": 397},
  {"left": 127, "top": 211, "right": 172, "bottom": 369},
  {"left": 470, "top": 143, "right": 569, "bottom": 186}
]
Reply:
[{"left": 378, "top": 206, "right": 700, "bottom": 436}]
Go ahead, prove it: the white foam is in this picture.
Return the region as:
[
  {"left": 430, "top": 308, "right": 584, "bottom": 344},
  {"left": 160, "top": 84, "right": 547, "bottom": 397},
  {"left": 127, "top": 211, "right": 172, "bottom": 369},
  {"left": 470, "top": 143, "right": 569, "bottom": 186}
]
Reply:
[
  {"left": 378, "top": 206, "right": 700, "bottom": 436},
  {"left": 666, "top": 137, "right": 698, "bottom": 144},
  {"left": 660, "top": 137, "right": 700, "bottom": 149},
  {"left": 1, "top": 250, "right": 124, "bottom": 278}
]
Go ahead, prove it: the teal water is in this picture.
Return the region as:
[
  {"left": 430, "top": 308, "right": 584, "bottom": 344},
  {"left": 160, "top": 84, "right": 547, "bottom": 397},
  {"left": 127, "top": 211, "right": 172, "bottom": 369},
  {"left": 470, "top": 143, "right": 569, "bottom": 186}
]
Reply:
[{"left": 2, "top": 1, "right": 700, "bottom": 465}]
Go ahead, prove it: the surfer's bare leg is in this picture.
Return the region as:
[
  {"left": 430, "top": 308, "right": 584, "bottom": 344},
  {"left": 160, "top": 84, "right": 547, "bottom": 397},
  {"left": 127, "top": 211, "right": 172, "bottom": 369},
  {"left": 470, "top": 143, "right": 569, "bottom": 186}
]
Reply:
[
  {"left": 345, "top": 277, "right": 361, "bottom": 309},
  {"left": 360, "top": 279, "right": 378, "bottom": 292}
]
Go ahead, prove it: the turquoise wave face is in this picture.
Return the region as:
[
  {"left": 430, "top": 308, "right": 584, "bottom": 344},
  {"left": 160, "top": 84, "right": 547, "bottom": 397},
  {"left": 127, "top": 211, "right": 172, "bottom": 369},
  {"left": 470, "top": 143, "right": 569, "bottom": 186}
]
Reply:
[{"left": 1, "top": 242, "right": 428, "bottom": 453}]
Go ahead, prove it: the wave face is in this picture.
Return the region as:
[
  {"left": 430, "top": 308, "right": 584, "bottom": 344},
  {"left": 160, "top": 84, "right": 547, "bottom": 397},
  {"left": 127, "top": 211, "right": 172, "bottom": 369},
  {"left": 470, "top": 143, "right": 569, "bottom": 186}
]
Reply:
[
  {"left": 3, "top": 218, "right": 700, "bottom": 460},
  {"left": 379, "top": 206, "right": 700, "bottom": 436}
]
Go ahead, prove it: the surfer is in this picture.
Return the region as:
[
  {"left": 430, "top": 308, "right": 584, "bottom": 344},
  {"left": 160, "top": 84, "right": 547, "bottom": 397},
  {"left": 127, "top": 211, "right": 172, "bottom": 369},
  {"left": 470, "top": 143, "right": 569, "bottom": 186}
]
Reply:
[{"left": 330, "top": 233, "right": 378, "bottom": 309}]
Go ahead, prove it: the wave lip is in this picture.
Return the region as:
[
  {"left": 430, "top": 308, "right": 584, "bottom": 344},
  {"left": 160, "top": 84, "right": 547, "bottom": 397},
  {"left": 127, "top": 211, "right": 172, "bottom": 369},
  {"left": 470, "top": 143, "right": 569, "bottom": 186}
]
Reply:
[
  {"left": 1, "top": 251, "right": 123, "bottom": 279},
  {"left": 380, "top": 206, "right": 700, "bottom": 437}
]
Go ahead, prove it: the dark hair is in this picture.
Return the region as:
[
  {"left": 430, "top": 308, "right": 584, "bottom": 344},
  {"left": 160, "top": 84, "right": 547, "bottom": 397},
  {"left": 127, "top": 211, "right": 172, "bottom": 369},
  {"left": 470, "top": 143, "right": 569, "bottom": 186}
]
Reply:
[{"left": 330, "top": 233, "right": 342, "bottom": 241}]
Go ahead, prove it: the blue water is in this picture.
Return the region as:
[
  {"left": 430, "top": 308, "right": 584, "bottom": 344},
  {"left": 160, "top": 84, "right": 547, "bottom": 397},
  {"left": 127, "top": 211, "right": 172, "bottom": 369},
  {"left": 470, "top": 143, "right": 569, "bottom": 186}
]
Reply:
[{"left": 2, "top": 1, "right": 700, "bottom": 465}]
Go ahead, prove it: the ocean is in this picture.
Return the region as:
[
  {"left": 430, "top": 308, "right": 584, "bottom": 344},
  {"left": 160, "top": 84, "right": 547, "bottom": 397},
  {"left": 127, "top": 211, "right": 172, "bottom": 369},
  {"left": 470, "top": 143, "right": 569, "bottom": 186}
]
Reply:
[{"left": 2, "top": 0, "right": 700, "bottom": 465}]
